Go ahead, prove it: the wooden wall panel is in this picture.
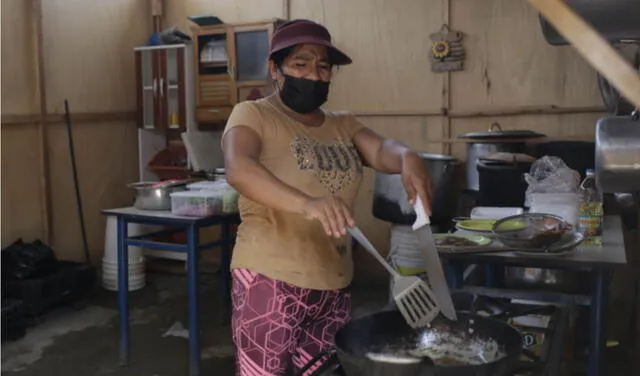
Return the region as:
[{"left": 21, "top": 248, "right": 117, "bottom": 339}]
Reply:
[
  {"left": 1, "top": 0, "right": 38, "bottom": 114},
  {"left": 41, "top": 0, "right": 150, "bottom": 113},
  {"left": 1, "top": 0, "right": 149, "bottom": 264},
  {"left": 1, "top": 125, "right": 44, "bottom": 242},
  {"left": 291, "top": 0, "right": 447, "bottom": 112},
  {"left": 46, "top": 121, "right": 139, "bottom": 261},
  {"left": 450, "top": 0, "right": 601, "bottom": 110}
]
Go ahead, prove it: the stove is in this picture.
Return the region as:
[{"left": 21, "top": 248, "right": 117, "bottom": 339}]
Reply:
[{"left": 305, "top": 293, "right": 570, "bottom": 376}]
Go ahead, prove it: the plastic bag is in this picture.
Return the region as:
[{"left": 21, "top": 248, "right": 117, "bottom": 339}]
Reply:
[
  {"left": 1, "top": 239, "right": 58, "bottom": 280},
  {"left": 524, "top": 156, "right": 581, "bottom": 198}
]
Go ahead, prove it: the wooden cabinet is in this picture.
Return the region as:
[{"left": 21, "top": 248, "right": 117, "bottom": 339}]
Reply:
[
  {"left": 135, "top": 44, "right": 196, "bottom": 131},
  {"left": 192, "top": 19, "right": 283, "bottom": 124}
]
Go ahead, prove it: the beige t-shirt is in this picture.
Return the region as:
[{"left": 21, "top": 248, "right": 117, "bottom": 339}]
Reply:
[{"left": 222, "top": 97, "right": 365, "bottom": 290}]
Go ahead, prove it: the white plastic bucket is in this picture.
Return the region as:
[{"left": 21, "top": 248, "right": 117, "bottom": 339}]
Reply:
[
  {"left": 101, "top": 259, "right": 146, "bottom": 291},
  {"left": 103, "top": 216, "right": 163, "bottom": 262},
  {"left": 389, "top": 225, "right": 421, "bottom": 259},
  {"left": 529, "top": 193, "right": 581, "bottom": 227},
  {"left": 391, "top": 254, "right": 426, "bottom": 276},
  {"left": 103, "top": 216, "right": 144, "bottom": 262}
]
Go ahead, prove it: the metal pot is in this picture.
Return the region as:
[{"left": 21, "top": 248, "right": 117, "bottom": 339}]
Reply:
[
  {"left": 459, "top": 123, "right": 545, "bottom": 191},
  {"left": 128, "top": 181, "right": 188, "bottom": 210},
  {"left": 595, "top": 114, "right": 640, "bottom": 193},
  {"left": 372, "top": 153, "right": 461, "bottom": 227}
]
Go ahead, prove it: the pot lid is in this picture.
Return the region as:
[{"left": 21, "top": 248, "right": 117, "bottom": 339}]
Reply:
[
  {"left": 481, "top": 152, "right": 537, "bottom": 163},
  {"left": 458, "top": 122, "right": 546, "bottom": 140},
  {"left": 418, "top": 153, "right": 457, "bottom": 161}
]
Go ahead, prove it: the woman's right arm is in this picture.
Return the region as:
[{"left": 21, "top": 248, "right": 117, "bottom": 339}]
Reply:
[{"left": 223, "top": 126, "right": 354, "bottom": 237}]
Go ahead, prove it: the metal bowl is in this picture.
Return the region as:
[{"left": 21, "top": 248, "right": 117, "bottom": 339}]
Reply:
[
  {"left": 491, "top": 213, "right": 572, "bottom": 250},
  {"left": 127, "top": 181, "right": 188, "bottom": 210}
]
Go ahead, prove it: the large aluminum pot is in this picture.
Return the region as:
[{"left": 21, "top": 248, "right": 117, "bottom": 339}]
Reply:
[
  {"left": 595, "top": 115, "right": 640, "bottom": 193},
  {"left": 459, "top": 123, "right": 545, "bottom": 191},
  {"left": 128, "top": 181, "right": 188, "bottom": 211},
  {"left": 372, "top": 153, "right": 461, "bottom": 227}
]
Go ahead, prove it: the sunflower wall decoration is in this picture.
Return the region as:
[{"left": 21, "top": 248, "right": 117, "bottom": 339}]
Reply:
[{"left": 429, "top": 24, "right": 465, "bottom": 72}]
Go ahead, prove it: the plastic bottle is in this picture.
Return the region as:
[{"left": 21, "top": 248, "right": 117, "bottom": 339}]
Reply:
[{"left": 578, "top": 169, "right": 603, "bottom": 246}]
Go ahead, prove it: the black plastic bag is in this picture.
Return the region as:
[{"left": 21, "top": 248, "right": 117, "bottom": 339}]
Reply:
[{"left": 1, "top": 239, "right": 58, "bottom": 280}]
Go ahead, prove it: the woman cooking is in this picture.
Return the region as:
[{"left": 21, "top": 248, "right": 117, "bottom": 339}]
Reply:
[{"left": 222, "top": 19, "right": 433, "bottom": 376}]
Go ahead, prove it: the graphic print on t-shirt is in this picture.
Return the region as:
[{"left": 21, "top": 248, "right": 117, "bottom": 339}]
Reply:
[{"left": 289, "top": 136, "right": 363, "bottom": 194}]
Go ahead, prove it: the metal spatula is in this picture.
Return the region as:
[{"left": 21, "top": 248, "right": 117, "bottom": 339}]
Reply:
[
  {"left": 348, "top": 226, "right": 440, "bottom": 328},
  {"left": 412, "top": 197, "right": 458, "bottom": 321}
]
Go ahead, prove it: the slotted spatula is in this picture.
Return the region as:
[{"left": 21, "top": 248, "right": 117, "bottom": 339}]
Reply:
[{"left": 348, "top": 226, "right": 440, "bottom": 328}]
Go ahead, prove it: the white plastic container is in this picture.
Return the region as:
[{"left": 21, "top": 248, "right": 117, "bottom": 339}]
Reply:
[
  {"left": 103, "top": 216, "right": 152, "bottom": 263},
  {"left": 170, "top": 190, "right": 223, "bottom": 217},
  {"left": 185, "top": 181, "right": 239, "bottom": 214},
  {"left": 529, "top": 193, "right": 580, "bottom": 227},
  {"left": 186, "top": 180, "right": 227, "bottom": 191}
]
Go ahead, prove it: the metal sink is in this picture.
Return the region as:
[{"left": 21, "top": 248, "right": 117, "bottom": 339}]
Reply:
[{"left": 595, "top": 115, "right": 640, "bottom": 193}]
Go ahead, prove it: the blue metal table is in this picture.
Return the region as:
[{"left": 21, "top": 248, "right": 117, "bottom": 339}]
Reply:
[
  {"left": 441, "top": 216, "right": 627, "bottom": 376},
  {"left": 101, "top": 207, "right": 241, "bottom": 376}
]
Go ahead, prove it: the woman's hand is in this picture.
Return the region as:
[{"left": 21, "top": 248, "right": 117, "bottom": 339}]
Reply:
[
  {"left": 302, "top": 196, "right": 355, "bottom": 238},
  {"left": 400, "top": 152, "right": 433, "bottom": 216}
]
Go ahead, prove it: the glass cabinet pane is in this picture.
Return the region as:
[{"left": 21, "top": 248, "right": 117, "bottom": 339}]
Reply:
[
  {"left": 167, "top": 49, "right": 178, "bottom": 86},
  {"left": 140, "top": 50, "right": 155, "bottom": 128},
  {"left": 165, "top": 48, "right": 181, "bottom": 129},
  {"left": 235, "top": 30, "right": 269, "bottom": 81},
  {"left": 141, "top": 50, "right": 154, "bottom": 87}
]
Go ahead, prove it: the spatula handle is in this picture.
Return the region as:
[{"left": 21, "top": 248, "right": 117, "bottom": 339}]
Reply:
[
  {"left": 348, "top": 227, "right": 400, "bottom": 278},
  {"left": 412, "top": 196, "right": 431, "bottom": 230}
]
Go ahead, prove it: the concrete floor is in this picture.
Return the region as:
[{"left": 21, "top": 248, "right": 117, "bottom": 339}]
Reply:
[
  {"left": 2, "top": 269, "right": 636, "bottom": 376},
  {"left": 1, "top": 272, "right": 389, "bottom": 376}
]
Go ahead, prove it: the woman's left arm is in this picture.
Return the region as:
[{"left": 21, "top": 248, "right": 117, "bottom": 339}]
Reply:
[{"left": 353, "top": 127, "right": 433, "bottom": 215}]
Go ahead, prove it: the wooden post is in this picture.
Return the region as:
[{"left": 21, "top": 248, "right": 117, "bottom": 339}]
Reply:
[
  {"left": 32, "top": 0, "right": 52, "bottom": 245},
  {"left": 441, "top": 0, "right": 452, "bottom": 156},
  {"left": 528, "top": 0, "right": 640, "bottom": 108},
  {"left": 151, "top": 0, "right": 163, "bottom": 33},
  {"left": 282, "top": 0, "right": 290, "bottom": 20}
]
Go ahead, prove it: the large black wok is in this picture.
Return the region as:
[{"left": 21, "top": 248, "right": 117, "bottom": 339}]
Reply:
[{"left": 298, "top": 294, "right": 524, "bottom": 376}]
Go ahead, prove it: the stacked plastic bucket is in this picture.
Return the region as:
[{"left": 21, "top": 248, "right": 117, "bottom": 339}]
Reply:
[
  {"left": 102, "top": 216, "right": 146, "bottom": 291},
  {"left": 387, "top": 224, "right": 426, "bottom": 301}
]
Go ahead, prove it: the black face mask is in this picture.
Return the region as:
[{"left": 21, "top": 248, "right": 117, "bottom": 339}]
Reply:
[{"left": 278, "top": 73, "right": 330, "bottom": 114}]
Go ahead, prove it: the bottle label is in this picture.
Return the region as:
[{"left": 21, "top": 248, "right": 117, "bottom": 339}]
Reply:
[{"left": 579, "top": 215, "right": 602, "bottom": 237}]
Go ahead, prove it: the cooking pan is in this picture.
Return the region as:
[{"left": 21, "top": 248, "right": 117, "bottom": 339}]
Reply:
[{"left": 298, "top": 310, "right": 522, "bottom": 376}]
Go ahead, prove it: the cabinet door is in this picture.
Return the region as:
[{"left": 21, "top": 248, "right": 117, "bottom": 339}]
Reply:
[
  {"left": 161, "top": 47, "right": 186, "bottom": 131},
  {"left": 136, "top": 49, "right": 161, "bottom": 129},
  {"left": 195, "top": 28, "right": 235, "bottom": 107},
  {"left": 232, "top": 24, "right": 272, "bottom": 86}
]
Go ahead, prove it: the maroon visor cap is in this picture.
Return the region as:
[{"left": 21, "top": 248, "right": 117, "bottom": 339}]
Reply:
[{"left": 269, "top": 19, "right": 352, "bottom": 66}]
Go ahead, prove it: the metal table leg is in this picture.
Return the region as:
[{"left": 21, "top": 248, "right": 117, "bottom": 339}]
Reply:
[
  {"left": 588, "top": 269, "right": 611, "bottom": 376},
  {"left": 446, "top": 262, "right": 465, "bottom": 290},
  {"left": 187, "top": 224, "right": 201, "bottom": 376},
  {"left": 117, "top": 217, "right": 130, "bottom": 367},
  {"left": 484, "top": 264, "right": 496, "bottom": 287},
  {"left": 220, "top": 221, "right": 232, "bottom": 324}
]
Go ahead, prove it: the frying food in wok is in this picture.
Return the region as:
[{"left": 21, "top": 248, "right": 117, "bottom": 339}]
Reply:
[{"left": 366, "top": 324, "right": 505, "bottom": 366}]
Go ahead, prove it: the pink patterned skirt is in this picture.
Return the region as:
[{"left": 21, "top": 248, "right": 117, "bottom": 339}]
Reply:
[{"left": 231, "top": 268, "right": 351, "bottom": 376}]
